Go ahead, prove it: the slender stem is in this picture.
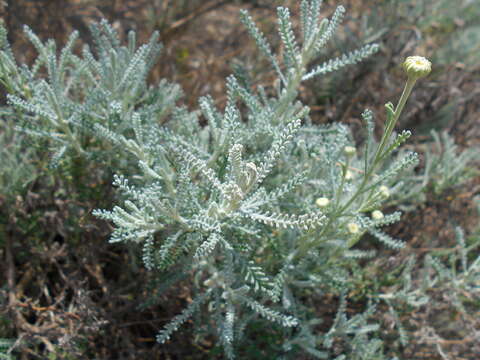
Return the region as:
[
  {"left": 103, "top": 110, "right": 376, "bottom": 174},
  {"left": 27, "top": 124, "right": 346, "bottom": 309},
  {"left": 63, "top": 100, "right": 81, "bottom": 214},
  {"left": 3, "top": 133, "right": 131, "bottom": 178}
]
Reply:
[
  {"left": 339, "top": 77, "right": 418, "bottom": 213},
  {"left": 273, "top": 70, "right": 304, "bottom": 124},
  {"left": 394, "top": 78, "right": 417, "bottom": 120},
  {"left": 50, "top": 91, "right": 85, "bottom": 156},
  {"left": 376, "top": 78, "right": 417, "bottom": 163},
  {"left": 334, "top": 159, "right": 350, "bottom": 208},
  {"left": 272, "top": 51, "right": 309, "bottom": 124}
]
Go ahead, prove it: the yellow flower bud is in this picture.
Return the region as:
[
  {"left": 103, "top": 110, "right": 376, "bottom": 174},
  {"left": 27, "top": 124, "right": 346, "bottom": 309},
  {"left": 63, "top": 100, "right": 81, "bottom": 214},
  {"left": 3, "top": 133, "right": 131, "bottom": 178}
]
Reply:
[
  {"left": 379, "top": 185, "right": 390, "bottom": 198},
  {"left": 347, "top": 222, "right": 359, "bottom": 234},
  {"left": 344, "top": 146, "right": 356, "bottom": 157},
  {"left": 345, "top": 170, "right": 354, "bottom": 180},
  {"left": 315, "top": 197, "right": 330, "bottom": 207},
  {"left": 403, "top": 56, "right": 431, "bottom": 80},
  {"left": 372, "top": 210, "right": 384, "bottom": 220}
]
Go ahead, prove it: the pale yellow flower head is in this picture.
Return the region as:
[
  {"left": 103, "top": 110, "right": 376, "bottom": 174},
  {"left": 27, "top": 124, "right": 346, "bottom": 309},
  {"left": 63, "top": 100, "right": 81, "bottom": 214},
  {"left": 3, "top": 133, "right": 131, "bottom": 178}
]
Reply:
[
  {"left": 315, "top": 197, "right": 330, "bottom": 207},
  {"left": 344, "top": 146, "right": 356, "bottom": 157},
  {"left": 372, "top": 210, "right": 384, "bottom": 220},
  {"left": 403, "top": 56, "right": 431, "bottom": 80},
  {"left": 379, "top": 185, "right": 390, "bottom": 198},
  {"left": 347, "top": 222, "right": 360, "bottom": 234},
  {"left": 345, "top": 170, "right": 354, "bottom": 180}
]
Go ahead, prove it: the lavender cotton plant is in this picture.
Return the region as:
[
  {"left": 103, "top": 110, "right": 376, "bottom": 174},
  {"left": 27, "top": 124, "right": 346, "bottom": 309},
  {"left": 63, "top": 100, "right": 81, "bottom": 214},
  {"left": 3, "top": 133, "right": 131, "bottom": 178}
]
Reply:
[
  {"left": 0, "top": 0, "right": 443, "bottom": 358},
  {"left": 93, "top": 4, "right": 431, "bottom": 359}
]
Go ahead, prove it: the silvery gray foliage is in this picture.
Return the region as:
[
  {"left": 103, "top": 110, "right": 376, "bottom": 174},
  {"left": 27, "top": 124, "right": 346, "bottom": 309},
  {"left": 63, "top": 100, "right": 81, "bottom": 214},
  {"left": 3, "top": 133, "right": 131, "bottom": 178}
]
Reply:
[
  {"left": 3, "top": 20, "right": 181, "bottom": 169},
  {"left": 0, "top": 118, "right": 36, "bottom": 202},
  {"left": 92, "top": 1, "right": 414, "bottom": 358},
  {"left": 420, "top": 130, "right": 478, "bottom": 194},
  {"left": 384, "top": 129, "right": 478, "bottom": 210},
  {"left": 377, "top": 226, "right": 480, "bottom": 357},
  {"left": 0, "top": 1, "right": 433, "bottom": 359}
]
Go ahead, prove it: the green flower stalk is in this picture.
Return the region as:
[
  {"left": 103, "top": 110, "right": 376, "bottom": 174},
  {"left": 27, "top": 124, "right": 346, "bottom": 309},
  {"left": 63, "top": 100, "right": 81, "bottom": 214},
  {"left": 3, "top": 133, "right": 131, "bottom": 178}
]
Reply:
[{"left": 304, "top": 56, "right": 432, "bottom": 254}]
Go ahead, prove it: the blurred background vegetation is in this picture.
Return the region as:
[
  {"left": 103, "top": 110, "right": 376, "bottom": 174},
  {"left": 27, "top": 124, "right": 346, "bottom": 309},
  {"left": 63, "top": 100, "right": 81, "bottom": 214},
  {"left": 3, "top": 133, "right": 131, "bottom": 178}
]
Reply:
[{"left": 0, "top": 0, "right": 479, "bottom": 358}]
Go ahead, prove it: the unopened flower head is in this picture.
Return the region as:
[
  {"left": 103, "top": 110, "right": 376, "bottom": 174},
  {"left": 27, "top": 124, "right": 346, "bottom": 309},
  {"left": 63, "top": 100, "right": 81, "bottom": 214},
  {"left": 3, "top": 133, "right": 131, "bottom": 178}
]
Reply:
[
  {"left": 347, "top": 222, "right": 360, "bottom": 234},
  {"left": 372, "top": 210, "right": 384, "bottom": 220},
  {"left": 315, "top": 197, "right": 330, "bottom": 207},
  {"left": 344, "top": 146, "right": 356, "bottom": 157},
  {"left": 403, "top": 56, "right": 431, "bottom": 80},
  {"left": 345, "top": 170, "right": 354, "bottom": 180},
  {"left": 379, "top": 185, "right": 390, "bottom": 198}
]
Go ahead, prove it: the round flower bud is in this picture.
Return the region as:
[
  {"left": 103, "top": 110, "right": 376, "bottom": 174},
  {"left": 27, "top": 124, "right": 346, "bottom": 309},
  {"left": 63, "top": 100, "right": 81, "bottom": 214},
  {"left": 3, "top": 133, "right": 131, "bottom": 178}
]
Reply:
[
  {"left": 345, "top": 170, "right": 354, "bottom": 180},
  {"left": 344, "top": 146, "right": 356, "bottom": 157},
  {"left": 379, "top": 185, "right": 390, "bottom": 198},
  {"left": 403, "top": 56, "right": 431, "bottom": 80},
  {"left": 372, "top": 210, "right": 384, "bottom": 220},
  {"left": 347, "top": 222, "right": 359, "bottom": 234},
  {"left": 315, "top": 197, "right": 330, "bottom": 207}
]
